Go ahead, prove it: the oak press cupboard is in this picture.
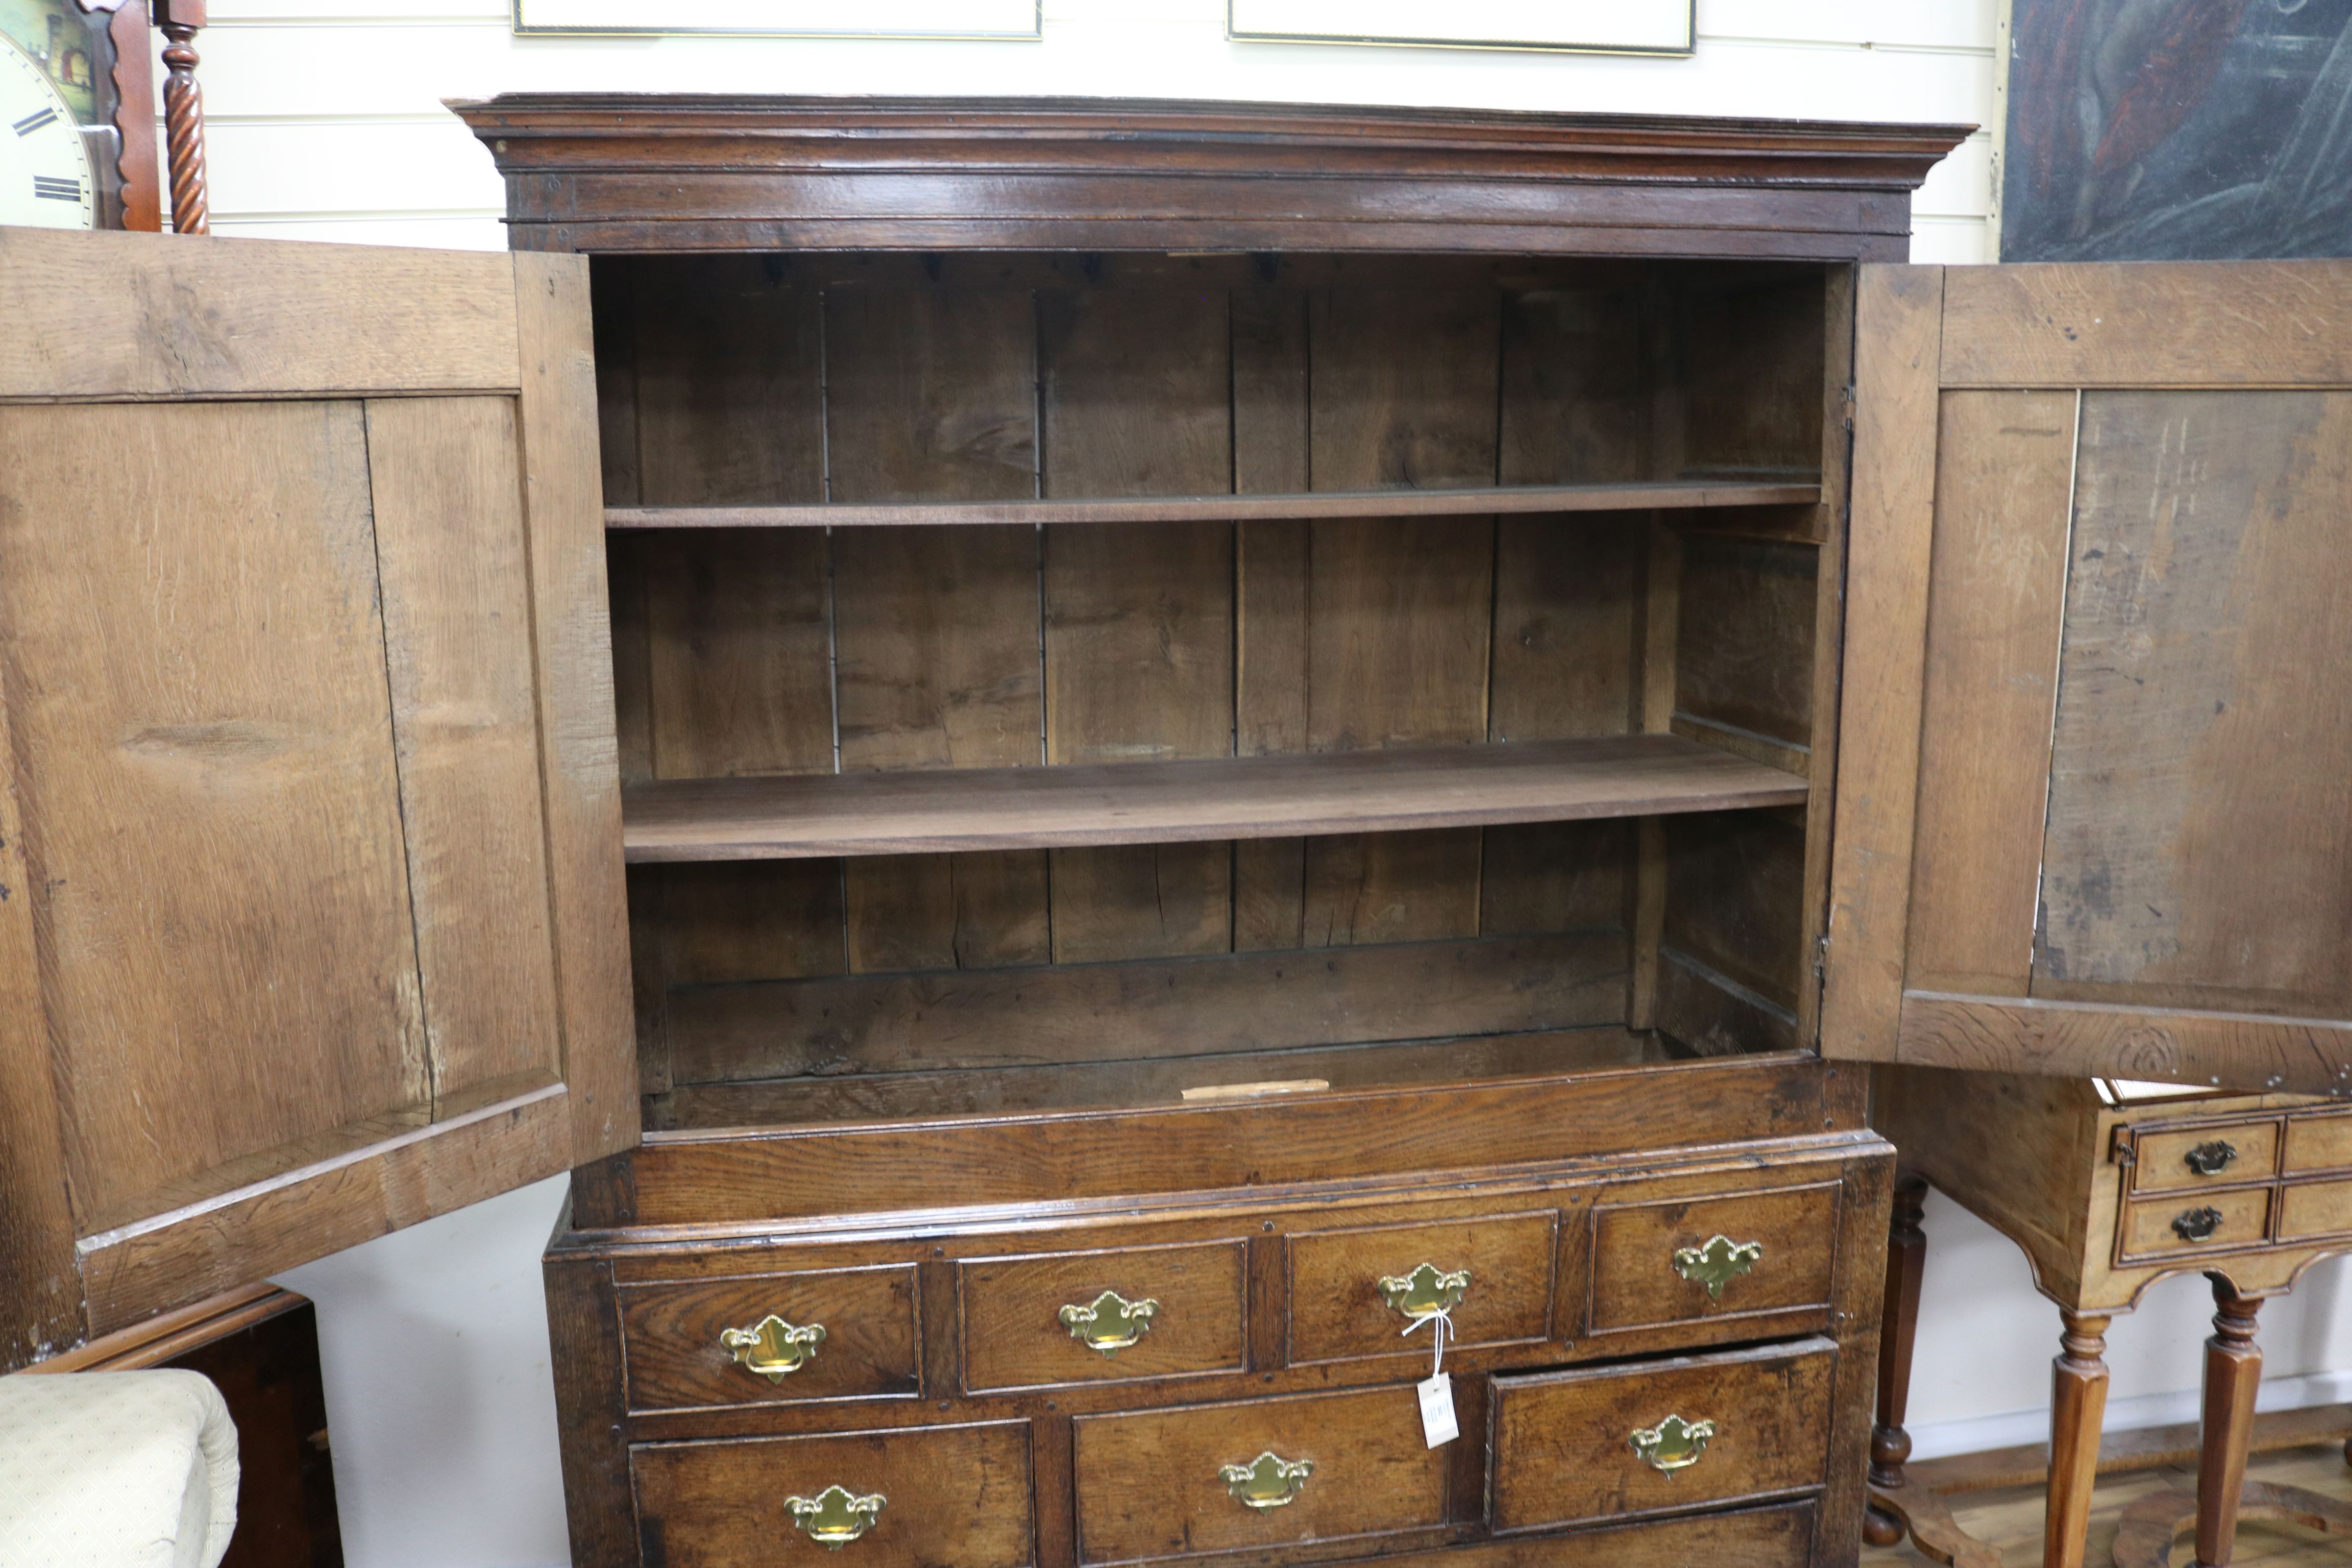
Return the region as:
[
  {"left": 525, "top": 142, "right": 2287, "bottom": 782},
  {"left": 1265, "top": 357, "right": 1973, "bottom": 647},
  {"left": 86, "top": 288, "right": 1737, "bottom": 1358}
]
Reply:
[{"left": 3, "top": 97, "right": 2351, "bottom": 1568}]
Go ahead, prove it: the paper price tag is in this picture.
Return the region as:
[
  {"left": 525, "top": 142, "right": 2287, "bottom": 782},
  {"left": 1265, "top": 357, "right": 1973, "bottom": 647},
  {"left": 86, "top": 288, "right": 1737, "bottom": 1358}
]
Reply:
[{"left": 1417, "top": 1372, "right": 1458, "bottom": 1448}]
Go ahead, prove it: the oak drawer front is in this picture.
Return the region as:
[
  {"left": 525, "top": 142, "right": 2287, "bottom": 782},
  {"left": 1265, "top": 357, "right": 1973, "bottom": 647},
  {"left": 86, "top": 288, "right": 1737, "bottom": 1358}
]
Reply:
[
  {"left": 1286, "top": 1209, "right": 1557, "bottom": 1365},
  {"left": 619, "top": 1266, "right": 920, "bottom": 1412},
  {"left": 960, "top": 1241, "right": 1246, "bottom": 1393},
  {"left": 2279, "top": 1178, "right": 2352, "bottom": 1241},
  {"left": 1072, "top": 1386, "right": 1447, "bottom": 1564},
  {"left": 2284, "top": 1113, "right": 2352, "bottom": 1176},
  {"left": 1587, "top": 1183, "right": 1838, "bottom": 1335},
  {"left": 1489, "top": 1336, "right": 1837, "bottom": 1533},
  {"left": 2129, "top": 1122, "right": 2280, "bottom": 1193},
  {"left": 632, "top": 1421, "right": 1033, "bottom": 1568},
  {"left": 2118, "top": 1187, "right": 2273, "bottom": 1261}
]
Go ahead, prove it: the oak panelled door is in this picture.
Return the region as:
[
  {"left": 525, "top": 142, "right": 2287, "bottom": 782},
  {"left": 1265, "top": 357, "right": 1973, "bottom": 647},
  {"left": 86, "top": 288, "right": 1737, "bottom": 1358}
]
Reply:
[
  {"left": 0, "top": 226, "right": 634, "bottom": 1369},
  {"left": 1827, "top": 261, "right": 2352, "bottom": 1100}
]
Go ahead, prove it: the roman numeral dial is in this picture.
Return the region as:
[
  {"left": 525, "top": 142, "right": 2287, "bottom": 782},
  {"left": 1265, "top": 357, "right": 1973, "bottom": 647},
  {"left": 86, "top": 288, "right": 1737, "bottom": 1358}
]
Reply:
[{"left": 0, "top": 32, "right": 95, "bottom": 230}]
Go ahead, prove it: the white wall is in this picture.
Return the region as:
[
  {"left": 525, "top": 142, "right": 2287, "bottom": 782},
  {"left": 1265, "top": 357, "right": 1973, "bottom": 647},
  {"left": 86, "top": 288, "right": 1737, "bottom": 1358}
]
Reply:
[{"left": 213, "top": 3, "right": 2350, "bottom": 1564}]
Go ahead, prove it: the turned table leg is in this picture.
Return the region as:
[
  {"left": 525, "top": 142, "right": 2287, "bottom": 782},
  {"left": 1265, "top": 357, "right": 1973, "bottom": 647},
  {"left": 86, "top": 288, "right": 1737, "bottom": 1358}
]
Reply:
[
  {"left": 2045, "top": 1308, "right": 2112, "bottom": 1568},
  {"left": 2194, "top": 1277, "right": 2262, "bottom": 1568},
  {"left": 1865, "top": 1171, "right": 1930, "bottom": 1546}
]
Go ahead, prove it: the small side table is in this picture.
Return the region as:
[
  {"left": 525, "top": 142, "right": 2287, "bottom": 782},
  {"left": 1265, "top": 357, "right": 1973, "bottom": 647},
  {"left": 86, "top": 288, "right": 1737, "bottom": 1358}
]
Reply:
[{"left": 1867, "top": 1068, "right": 2352, "bottom": 1568}]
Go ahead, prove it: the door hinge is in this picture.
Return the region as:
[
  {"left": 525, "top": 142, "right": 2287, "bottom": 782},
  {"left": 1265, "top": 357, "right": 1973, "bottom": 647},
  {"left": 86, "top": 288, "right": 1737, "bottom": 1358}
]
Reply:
[
  {"left": 1813, "top": 932, "right": 1831, "bottom": 980},
  {"left": 1839, "top": 383, "right": 1856, "bottom": 432}
]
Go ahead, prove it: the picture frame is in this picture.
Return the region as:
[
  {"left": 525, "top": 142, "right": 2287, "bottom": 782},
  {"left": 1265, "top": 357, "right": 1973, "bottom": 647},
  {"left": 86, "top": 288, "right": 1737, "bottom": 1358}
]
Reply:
[
  {"left": 1226, "top": 0, "right": 1693, "bottom": 57},
  {"left": 513, "top": 0, "right": 1041, "bottom": 39}
]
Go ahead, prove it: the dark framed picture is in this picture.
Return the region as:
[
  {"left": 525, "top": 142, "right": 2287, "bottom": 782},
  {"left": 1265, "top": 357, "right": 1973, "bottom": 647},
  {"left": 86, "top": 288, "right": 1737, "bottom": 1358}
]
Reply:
[{"left": 2000, "top": 0, "right": 2352, "bottom": 260}]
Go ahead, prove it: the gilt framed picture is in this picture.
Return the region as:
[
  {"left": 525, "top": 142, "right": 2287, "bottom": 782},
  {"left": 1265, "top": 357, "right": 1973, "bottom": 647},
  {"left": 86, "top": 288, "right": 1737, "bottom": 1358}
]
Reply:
[
  {"left": 514, "top": 0, "right": 1041, "bottom": 37},
  {"left": 1226, "top": 0, "right": 1693, "bottom": 56}
]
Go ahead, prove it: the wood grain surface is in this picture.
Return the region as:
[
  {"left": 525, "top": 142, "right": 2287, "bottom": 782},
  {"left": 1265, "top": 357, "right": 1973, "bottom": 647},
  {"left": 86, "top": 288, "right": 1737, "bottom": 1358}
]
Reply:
[
  {"left": 1490, "top": 1337, "right": 1838, "bottom": 1532},
  {"left": 958, "top": 1241, "right": 1246, "bottom": 1393},
  {"left": 1072, "top": 1384, "right": 1447, "bottom": 1563},
  {"left": 632, "top": 1420, "right": 1034, "bottom": 1568},
  {"left": 1902, "top": 389, "right": 2077, "bottom": 999},
  {"left": 662, "top": 933, "right": 1629, "bottom": 1084},
  {"left": 2035, "top": 390, "right": 2352, "bottom": 1020},
  {"left": 1820, "top": 264, "right": 1944, "bottom": 1064},
  {"left": 618, "top": 1265, "right": 920, "bottom": 1412},
  {"left": 623, "top": 736, "right": 1806, "bottom": 861}
]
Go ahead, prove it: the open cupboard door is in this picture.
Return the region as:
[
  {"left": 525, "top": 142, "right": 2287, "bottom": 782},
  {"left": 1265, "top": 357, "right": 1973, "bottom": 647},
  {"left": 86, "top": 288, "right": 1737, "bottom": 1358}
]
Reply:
[
  {"left": 0, "top": 226, "right": 635, "bottom": 1369},
  {"left": 1823, "top": 261, "right": 2352, "bottom": 1099}
]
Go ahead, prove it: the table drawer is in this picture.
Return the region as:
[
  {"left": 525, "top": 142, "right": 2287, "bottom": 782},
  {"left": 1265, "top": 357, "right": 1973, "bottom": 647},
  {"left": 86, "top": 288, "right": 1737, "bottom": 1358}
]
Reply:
[
  {"left": 1286, "top": 1209, "right": 1557, "bottom": 1365},
  {"left": 2118, "top": 1187, "right": 2273, "bottom": 1261},
  {"left": 2284, "top": 1113, "right": 2352, "bottom": 1176},
  {"left": 1489, "top": 1336, "right": 1837, "bottom": 1533},
  {"left": 2279, "top": 1178, "right": 2352, "bottom": 1241},
  {"left": 1587, "top": 1183, "right": 1838, "bottom": 1336},
  {"left": 2129, "top": 1121, "right": 2280, "bottom": 1193},
  {"left": 1072, "top": 1386, "right": 1448, "bottom": 1564},
  {"left": 619, "top": 1265, "right": 920, "bottom": 1412},
  {"left": 960, "top": 1241, "right": 1246, "bottom": 1393},
  {"left": 632, "top": 1420, "right": 1033, "bottom": 1568}
]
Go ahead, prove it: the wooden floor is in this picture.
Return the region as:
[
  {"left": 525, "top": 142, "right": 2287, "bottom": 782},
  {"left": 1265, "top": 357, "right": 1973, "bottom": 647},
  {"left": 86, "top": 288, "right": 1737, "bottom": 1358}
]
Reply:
[{"left": 1865, "top": 1444, "right": 2352, "bottom": 1568}]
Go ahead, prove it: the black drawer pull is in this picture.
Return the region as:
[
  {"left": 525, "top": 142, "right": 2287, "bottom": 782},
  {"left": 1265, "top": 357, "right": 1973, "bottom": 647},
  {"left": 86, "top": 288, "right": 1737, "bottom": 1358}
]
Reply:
[
  {"left": 2172, "top": 1206, "right": 2225, "bottom": 1243},
  {"left": 2182, "top": 1141, "right": 2238, "bottom": 1176}
]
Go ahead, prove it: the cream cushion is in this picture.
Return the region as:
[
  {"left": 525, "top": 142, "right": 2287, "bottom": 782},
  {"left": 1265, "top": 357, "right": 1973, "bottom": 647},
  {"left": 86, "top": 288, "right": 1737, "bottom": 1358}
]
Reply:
[{"left": 0, "top": 1370, "right": 238, "bottom": 1568}]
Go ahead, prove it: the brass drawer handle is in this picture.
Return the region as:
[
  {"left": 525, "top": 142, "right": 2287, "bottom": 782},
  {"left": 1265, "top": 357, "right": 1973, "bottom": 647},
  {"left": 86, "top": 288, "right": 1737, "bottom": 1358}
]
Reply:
[
  {"left": 2183, "top": 1141, "right": 2239, "bottom": 1177},
  {"left": 1630, "top": 1414, "right": 1716, "bottom": 1474},
  {"left": 1059, "top": 1290, "right": 1158, "bottom": 1356},
  {"left": 2173, "top": 1205, "right": 2225, "bottom": 1243},
  {"left": 1220, "top": 1450, "right": 1314, "bottom": 1510},
  {"left": 1672, "top": 1235, "right": 1764, "bottom": 1300},
  {"left": 1376, "top": 1263, "right": 1470, "bottom": 1321},
  {"left": 785, "top": 1485, "right": 886, "bottom": 1547},
  {"left": 719, "top": 1314, "right": 826, "bottom": 1382}
]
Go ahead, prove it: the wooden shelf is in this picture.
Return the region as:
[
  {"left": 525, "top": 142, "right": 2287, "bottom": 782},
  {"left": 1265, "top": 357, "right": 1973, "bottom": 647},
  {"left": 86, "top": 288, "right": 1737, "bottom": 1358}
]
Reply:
[
  {"left": 622, "top": 734, "right": 1808, "bottom": 863},
  {"left": 605, "top": 478, "right": 1820, "bottom": 531}
]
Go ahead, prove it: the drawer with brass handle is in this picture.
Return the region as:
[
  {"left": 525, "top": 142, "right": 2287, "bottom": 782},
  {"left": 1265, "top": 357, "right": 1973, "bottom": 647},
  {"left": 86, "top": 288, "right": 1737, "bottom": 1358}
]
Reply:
[
  {"left": 1072, "top": 1385, "right": 1448, "bottom": 1564},
  {"left": 1286, "top": 1209, "right": 1556, "bottom": 1365},
  {"left": 632, "top": 1421, "right": 1031, "bottom": 1568},
  {"left": 1489, "top": 1336, "right": 1838, "bottom": 1533},
  {"left": 958, "top": 1240, "right": 1245, "bottom": 1393},
  {"left": 2117, "top": 1186, "right": 2271, "bottom": 1262},
  {"left": 617, "top": 1265, "right": 919, "bottom": 1412},
  {"left": 2127, "top": 1119, "right": 2281, "bottom": 1194},
  {"left": 1587, "top": 1182, "right": 1838, "bottom": 1340}
]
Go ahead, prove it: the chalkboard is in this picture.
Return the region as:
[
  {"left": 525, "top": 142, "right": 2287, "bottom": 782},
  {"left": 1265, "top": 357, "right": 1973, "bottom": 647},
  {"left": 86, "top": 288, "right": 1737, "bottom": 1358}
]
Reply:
[{"left": 2001, "top": 0, "right": 2352, "bottom": 260}]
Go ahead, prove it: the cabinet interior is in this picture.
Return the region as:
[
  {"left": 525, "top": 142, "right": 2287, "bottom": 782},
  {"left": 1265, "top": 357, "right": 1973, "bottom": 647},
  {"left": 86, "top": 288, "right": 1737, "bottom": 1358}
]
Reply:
[{"left": 593, "top": 251, "right": 1839, "bottom": 1133}]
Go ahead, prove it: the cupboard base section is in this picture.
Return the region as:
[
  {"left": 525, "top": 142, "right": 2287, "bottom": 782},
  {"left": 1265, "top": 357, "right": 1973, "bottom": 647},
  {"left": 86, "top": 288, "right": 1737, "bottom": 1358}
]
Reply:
[{"left": 544, "top": 1064, "right": 1892, "bottom": 1568}]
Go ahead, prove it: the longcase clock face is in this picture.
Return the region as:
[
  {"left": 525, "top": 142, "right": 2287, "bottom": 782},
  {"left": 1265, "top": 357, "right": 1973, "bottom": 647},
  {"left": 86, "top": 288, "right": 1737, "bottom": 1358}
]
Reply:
[{"left": 0, "top": 28, "right": 95, "bottom": 227}]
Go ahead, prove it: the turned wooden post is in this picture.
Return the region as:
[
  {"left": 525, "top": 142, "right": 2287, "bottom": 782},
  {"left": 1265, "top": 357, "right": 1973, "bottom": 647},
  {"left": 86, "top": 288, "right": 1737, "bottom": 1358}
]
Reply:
[
  {"left": 1863, "top": 1170, "right": 1930, "bottom": 1546},
  {"left": 2046, "top": 1308, "right": 2113, "bottom": 1568},
  {"left": 154, "top": 0, "right": 207, "bottom": 234},
  {"left": 2195, "top": 1277, "right": 2263, "bottom": 1568}
]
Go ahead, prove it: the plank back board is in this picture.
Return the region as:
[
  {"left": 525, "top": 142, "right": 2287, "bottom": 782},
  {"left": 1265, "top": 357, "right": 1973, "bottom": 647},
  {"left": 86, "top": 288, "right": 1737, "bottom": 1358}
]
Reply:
[{"left": 1825, "top": 261, "right": 2352, "bottom": 1098}]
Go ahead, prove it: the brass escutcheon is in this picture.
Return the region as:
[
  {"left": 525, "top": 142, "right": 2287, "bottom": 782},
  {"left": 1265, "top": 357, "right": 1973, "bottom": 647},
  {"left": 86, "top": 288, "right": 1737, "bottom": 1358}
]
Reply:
[
  {"left": 1376, "top": 1262, "right": 1471, "bottom": 1321},
  {"left": 1059, "top": 1290, "right": 1159, "bottom": 1356},
  {"left": 719, "top": 1314, "right": 826, "bottom": 1382},
  {"left": 1630, "top": 1414, "right": 1716, "bottom": 1474},
  {"left": 2173, "top": 1205, "right": 2225, "bottom": 1243},
  {"left": 784, "top": 1485, "right": 886, "bottom": 1547},
  {"left": 2183, "top": 1140, "right": 2238, "bottom": 1177},
  {"left": 1672, "top": 1235, "right": 1764, "bottom": 1301},
  {"left": 1220, "top": 1451, "right": 1315, "bottom": 1509}
]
